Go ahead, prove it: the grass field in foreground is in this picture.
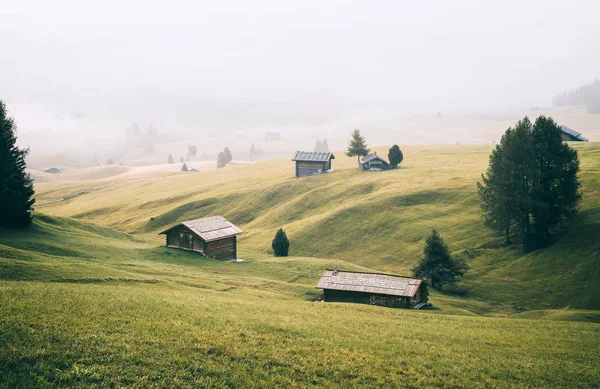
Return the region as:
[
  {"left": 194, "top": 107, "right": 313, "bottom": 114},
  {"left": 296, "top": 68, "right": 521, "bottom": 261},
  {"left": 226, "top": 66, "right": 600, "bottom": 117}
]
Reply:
[
  {"left": 33, "top": 143, "right": 600, "bottom": 311},
  {"left": 1, "top": 216, "right": 599, "bottom": 388}
]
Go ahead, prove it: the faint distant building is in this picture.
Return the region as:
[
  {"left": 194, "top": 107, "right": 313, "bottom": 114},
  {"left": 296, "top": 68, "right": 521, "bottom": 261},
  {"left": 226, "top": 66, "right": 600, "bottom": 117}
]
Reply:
[
  {"left": 560, "top": 126, "right": 588, "bottom": 142},
  {"left": 265, "top": 132, "right": 281, "bottom": 141},
  {"left": 292, "top": 151, "right": 335, "bottom": 178},
  {"left": 43, "top": 167, "right": 60, "bottom": 174}
]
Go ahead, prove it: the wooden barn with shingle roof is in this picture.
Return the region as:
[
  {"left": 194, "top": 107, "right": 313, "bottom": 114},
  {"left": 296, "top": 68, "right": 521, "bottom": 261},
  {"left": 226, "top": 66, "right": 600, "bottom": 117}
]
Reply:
[
  {"left": 292, "top": 151, "right": 335, "bottom": 178},
  {"left": 316, "top": 269, "right": 429, "bottom": 309},
  {"left": 159, "top": 216, "right": 243, "bottom": 260}
]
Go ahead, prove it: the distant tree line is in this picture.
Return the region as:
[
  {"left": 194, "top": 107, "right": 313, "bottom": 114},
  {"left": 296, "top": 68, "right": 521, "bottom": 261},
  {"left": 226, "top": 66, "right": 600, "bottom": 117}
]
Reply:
[
  {"left": 478, "top": 116, "right": 581, "bottom": 251},
  {"left": 552, "top": 79, "right": 600, "bottom": 114},
  {"left": 314, "top": 139, "right": 329, "bottom": 153}
]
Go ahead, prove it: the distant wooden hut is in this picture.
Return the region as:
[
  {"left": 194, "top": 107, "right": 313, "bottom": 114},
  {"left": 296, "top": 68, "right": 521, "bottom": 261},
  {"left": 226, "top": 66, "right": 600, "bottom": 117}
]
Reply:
[
  {"left": 560, "top": 126, "right": 588, "bottom": 142},
  {"left": 316, "top": 269, "right": 429, "bottom": 309},
  {"left": 265, "top": 132, "right": 281, "bottom": 141},
  {"left": 360, "top": 153, "right": 390, "bottom": 171},
  {"left": 292, "top": 151, "right": 335, "bottom": 178},
  {"left": 159, "top": 216, "right": 243, "bottom": 260}
]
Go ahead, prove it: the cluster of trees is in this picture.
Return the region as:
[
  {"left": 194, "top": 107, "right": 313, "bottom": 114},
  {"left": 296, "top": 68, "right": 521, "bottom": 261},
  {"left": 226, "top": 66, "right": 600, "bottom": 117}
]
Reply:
[
  {"left": 217, "top": 147, "right": 233, "bottom": 168},
  {"left": 552, "top": 79, "right": 600, "bottom": 114},
  {"left": 313, "top": 139, "right": 329, "bottom": 152},
  {"left": 478, "top": 116, "right": 581, "bottom": 251},
  {"left": 125, "top": 123, "right": 161, "bottom": 155},
  {"left": 0, "top": 101, "right": 35, "bottom": 228},
  {"left": 346, "top": 129, "right": 404, "bottom": 169}
]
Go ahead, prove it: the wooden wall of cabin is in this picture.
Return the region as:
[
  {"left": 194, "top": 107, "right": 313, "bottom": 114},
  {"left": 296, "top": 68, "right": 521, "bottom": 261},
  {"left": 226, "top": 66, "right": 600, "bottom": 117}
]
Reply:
[
  {"left": 323, "top": 290, "right": 410, "bottom": 308},
  {"left": 296, "top": 161, "right": 328, "bottom": 177},
  {"left": 205, "top": 236, "right": 236, "bottom": 260},
  {"left": 165, "top": 227, "right": 205, "bottom": 254}
]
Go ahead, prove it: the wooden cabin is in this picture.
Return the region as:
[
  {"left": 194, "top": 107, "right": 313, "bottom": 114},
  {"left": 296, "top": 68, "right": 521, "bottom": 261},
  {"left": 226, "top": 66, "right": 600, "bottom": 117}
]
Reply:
[
  {"left": 560, "top": 126, "right": 588, "bottom": 142},
  {"left": 292, "top": 151, "right": 335, "bottom": 178},
  {"left": 316, "top": 269, "right": 429, "bottom": 309},
  {"left": 360, "top": 153, "right": 390, "bottom": 171},
  {"left": 159, "top": 216, "right": 243, "bottom": 260}
]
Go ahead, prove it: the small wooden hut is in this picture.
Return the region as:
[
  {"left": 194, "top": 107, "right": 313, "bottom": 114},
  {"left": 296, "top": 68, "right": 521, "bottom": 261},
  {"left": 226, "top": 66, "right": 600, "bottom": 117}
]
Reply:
[
  {"left": 360, "top": 153, "right": 390, "bottom": 171},
  {"left": 159, "top": 216, "right": 243, "bottom": 260},
  {"left": 559, "top": 126, "right": 588, "bottom": 142},
  {"left": 292, "top": 151, "right": 335, "bottom": 178},
  {"left": 316, "top": 269, "right": 429, "bottom": 309}
]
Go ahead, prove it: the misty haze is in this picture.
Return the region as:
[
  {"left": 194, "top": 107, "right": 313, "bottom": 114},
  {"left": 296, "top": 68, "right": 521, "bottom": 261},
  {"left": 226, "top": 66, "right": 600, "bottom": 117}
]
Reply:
[{"left": 1, "top": 1, "right": 599, "bottom": 388}]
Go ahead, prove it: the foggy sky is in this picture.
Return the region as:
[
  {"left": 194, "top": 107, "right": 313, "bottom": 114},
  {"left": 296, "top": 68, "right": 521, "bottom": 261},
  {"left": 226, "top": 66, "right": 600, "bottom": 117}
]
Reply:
[{"left": 2, "top": 0, "right": 600, "bottom": 133}]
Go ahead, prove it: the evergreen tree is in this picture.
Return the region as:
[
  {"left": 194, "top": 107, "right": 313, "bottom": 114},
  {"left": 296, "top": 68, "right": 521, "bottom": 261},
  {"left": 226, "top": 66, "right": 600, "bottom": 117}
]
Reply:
[
  {"left": 223, "top": 147, "right": 233, "bottom": 163},
  {"left": 0, "top": 101, "right": 35, "bottom": 227},
  {"left": 167, "top": 153, "right": 174, "bottom": 164},
  {"left": 413, "top": 230, "right": 467, "bottom": 290},
  {"left": 180, "top": 156, "right": 184, "bottom": 163},
  {"left": 187, "top": 145, "right": 197, "bottom": 161},
  {"left": 388, "top": 144, "right": 404, "bottom": 169},
  {"left": 477, "top": 116, "right": 581, "bottom": 251},
  {"left": 181, "top": 163, "right": 188, "bottom": 172},
  {"left": 530, "top": 116, "right": 581, "bottom": 241},
  {"left": 346, "top": 129, "right": 370, "bottom": 167},
  {"left": 322, "top": 139, "right": 329, "bottom": 152},
  {"left": 106, "top": 158, "right": 114, "bottom": 165},
  {"left": 217, "top": 152, "right": 227, "bottom": 168},
  {"left": 272, "top": 228, "right": 290, "bottom": 257},
  {"left": 250, "top": 143, "right": 257, "bottom": 156}
]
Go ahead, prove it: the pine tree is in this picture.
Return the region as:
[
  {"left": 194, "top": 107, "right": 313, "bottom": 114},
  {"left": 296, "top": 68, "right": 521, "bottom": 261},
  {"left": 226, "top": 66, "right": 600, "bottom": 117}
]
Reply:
[
  {"left": 477, "top": 116, "right": 581, "bottom": 251},
  {"left": 181, "top": 163, "right": 188, "bottom": 172},
  {"left": 167, "top": 153, "right": 174, "bottom": 164},
  {"left": 250, "top": 143, "right": 257, "bottom": 156},
  {"left": 322, "top": 139, "right": 329, "bottom": 152},
  {"left": 106, "top": 158, "right": 114, "bottom": 165},
  {"left": 388, "top": 144, "right": 403, "bottom": 169},
  {"left": 413, "top": 230, "right": 467, "bottom": 290},
  {"left": 272, "top": 228, "right": 290, "bottom": 257},
  {"left": 0, "top": 101, "right": 35, "bottom": 227},
  {"left": 217, "top": 152, "right": 227, "bottom": 168},
  {"left": 180, "top": 156, "right": 184, "bottom": 163},
  {"left": 346, "top": 129, "right": 370, "bottom": 167},
  {"left": 223, "top": 147, "right": 233, "bottom": 163}
]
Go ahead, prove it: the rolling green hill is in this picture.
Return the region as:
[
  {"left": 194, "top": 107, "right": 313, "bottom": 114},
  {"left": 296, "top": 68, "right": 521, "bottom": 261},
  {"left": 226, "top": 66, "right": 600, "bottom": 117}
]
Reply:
[
  {"left": 2, "top": 214, "right": 599, "bottom": 388},
  {"left": 33, "top": 143, "right": 600, "bottom": 311}
]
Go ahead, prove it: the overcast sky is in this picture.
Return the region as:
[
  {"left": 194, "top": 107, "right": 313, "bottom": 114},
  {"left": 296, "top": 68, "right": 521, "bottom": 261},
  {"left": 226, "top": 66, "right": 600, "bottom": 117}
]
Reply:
[{"left": 1, "top": 0, "right": 599, "bottom": 132}]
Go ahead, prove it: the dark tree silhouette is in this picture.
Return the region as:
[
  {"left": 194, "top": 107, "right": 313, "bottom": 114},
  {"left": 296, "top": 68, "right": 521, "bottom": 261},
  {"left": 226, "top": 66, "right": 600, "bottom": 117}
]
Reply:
[
  {"left": 181, "top": 163, "right": 188, "bottom": 172},
  {"left": 388, "top": 144, "right": 404, "bottom": 169},
  {"left": 167, "top": 153, "right": 174, "bottom": 164},
  {"left": 272, "top": 228, "right": 290, "bottom": 257},
  {"left": 217, "top": 152, "right": 227, "bottom": 168},
  {"left": 413, "top": 230, "right": 467, "bottom": 290},
  {"left": 346, "top": 129, "right": 370, "bottom": 167},
  {"left": 0, "top": 101, "right": 35, "bottom": 227}
]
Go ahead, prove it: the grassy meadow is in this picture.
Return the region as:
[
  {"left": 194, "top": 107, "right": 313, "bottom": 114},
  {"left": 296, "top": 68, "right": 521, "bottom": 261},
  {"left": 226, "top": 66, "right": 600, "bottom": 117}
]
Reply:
[{"left": 2, "top": 143, "right": 600, "bottom": 387}]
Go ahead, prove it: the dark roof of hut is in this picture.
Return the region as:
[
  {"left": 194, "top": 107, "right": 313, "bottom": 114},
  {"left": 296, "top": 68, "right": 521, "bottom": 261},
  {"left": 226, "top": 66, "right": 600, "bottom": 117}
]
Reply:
[
  {"left": 292, "top": 151, "right": 335, "bottom": 162},
  {"left": 316, "top": 269, "right": 427, "bottom": 297},
  {"left": 560, "top": 125, "right": 589, "bottom": 141},
  {"left": 361, "top": 153, "right": 388, "bottom": 163},
  {"left": 159, "top": 216, "right": 243, "bottom": 242}
]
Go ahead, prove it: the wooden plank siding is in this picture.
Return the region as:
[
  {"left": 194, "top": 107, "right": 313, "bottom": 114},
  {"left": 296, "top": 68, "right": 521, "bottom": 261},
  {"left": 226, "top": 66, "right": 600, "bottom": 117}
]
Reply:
[
  {"left": 295, "top": 161, "right": 331, "bottom": 178},
  {"left": 164, "top": 226, "right": 237, "bottom": 260}
]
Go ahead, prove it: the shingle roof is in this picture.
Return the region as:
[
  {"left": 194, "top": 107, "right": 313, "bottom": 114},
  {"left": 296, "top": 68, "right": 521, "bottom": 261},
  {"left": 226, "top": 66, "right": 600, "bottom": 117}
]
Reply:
[
  {"left": 292, "top": 151, "right": 335, "bottom": 162},
  {"left": 159, "top": 216, "right": 243, "bottom": 242},
  {"left": 560, "top": 126, "right": 589, "bottom": 142},
  {"left": 316, "top": 269, "right": 425, "bottom": 297},
  {"left": 361, "top": 153, "right": 388, "bottom": 163}
]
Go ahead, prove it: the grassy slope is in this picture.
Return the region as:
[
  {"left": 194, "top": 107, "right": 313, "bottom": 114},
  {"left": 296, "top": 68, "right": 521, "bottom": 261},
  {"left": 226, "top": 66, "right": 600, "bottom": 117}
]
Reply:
[
  {"left": 2, "top": 216, "right": 599, "bottom": 388},
  {"left": 34, "top": 143, "right": 600, "bottom": 311}
]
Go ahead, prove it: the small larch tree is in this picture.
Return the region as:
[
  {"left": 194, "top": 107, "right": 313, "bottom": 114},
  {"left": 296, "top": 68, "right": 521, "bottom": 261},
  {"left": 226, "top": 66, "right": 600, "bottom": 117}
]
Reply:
[
  {"left": 181, "top": 163, "right": 188, "bottom": 172},
  {"left": 413, "top": 230, "right": 467, "bottom": 290},
  {"left": 167, "top": 153, "right": 174, "bottom": 164},
  {"left": 180, "top": 156, "right": 184, "bottom": 163},
  {"left": 106, "top": 158, "right": 114, "bottom": 165},
  {"left": 250, "top": 143, "right": 257, "bottom": 156},
  {"left": 0, "top": 101, "right": 35, "bottom": 227},
  {"left": 272, "top": 228, "right": 290, "bottom": 257},
  {"left": 388, "top": 144, "right": 403, "bottom": 169},
  {"left": 223, "top": 147, "right": 233, "bottom": 163},
  {"left": 346, "top": 129, "right": 370, "bottom": 167},
  {"left": 217, "top": 152, "right": 227, "bottom": 168}
]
